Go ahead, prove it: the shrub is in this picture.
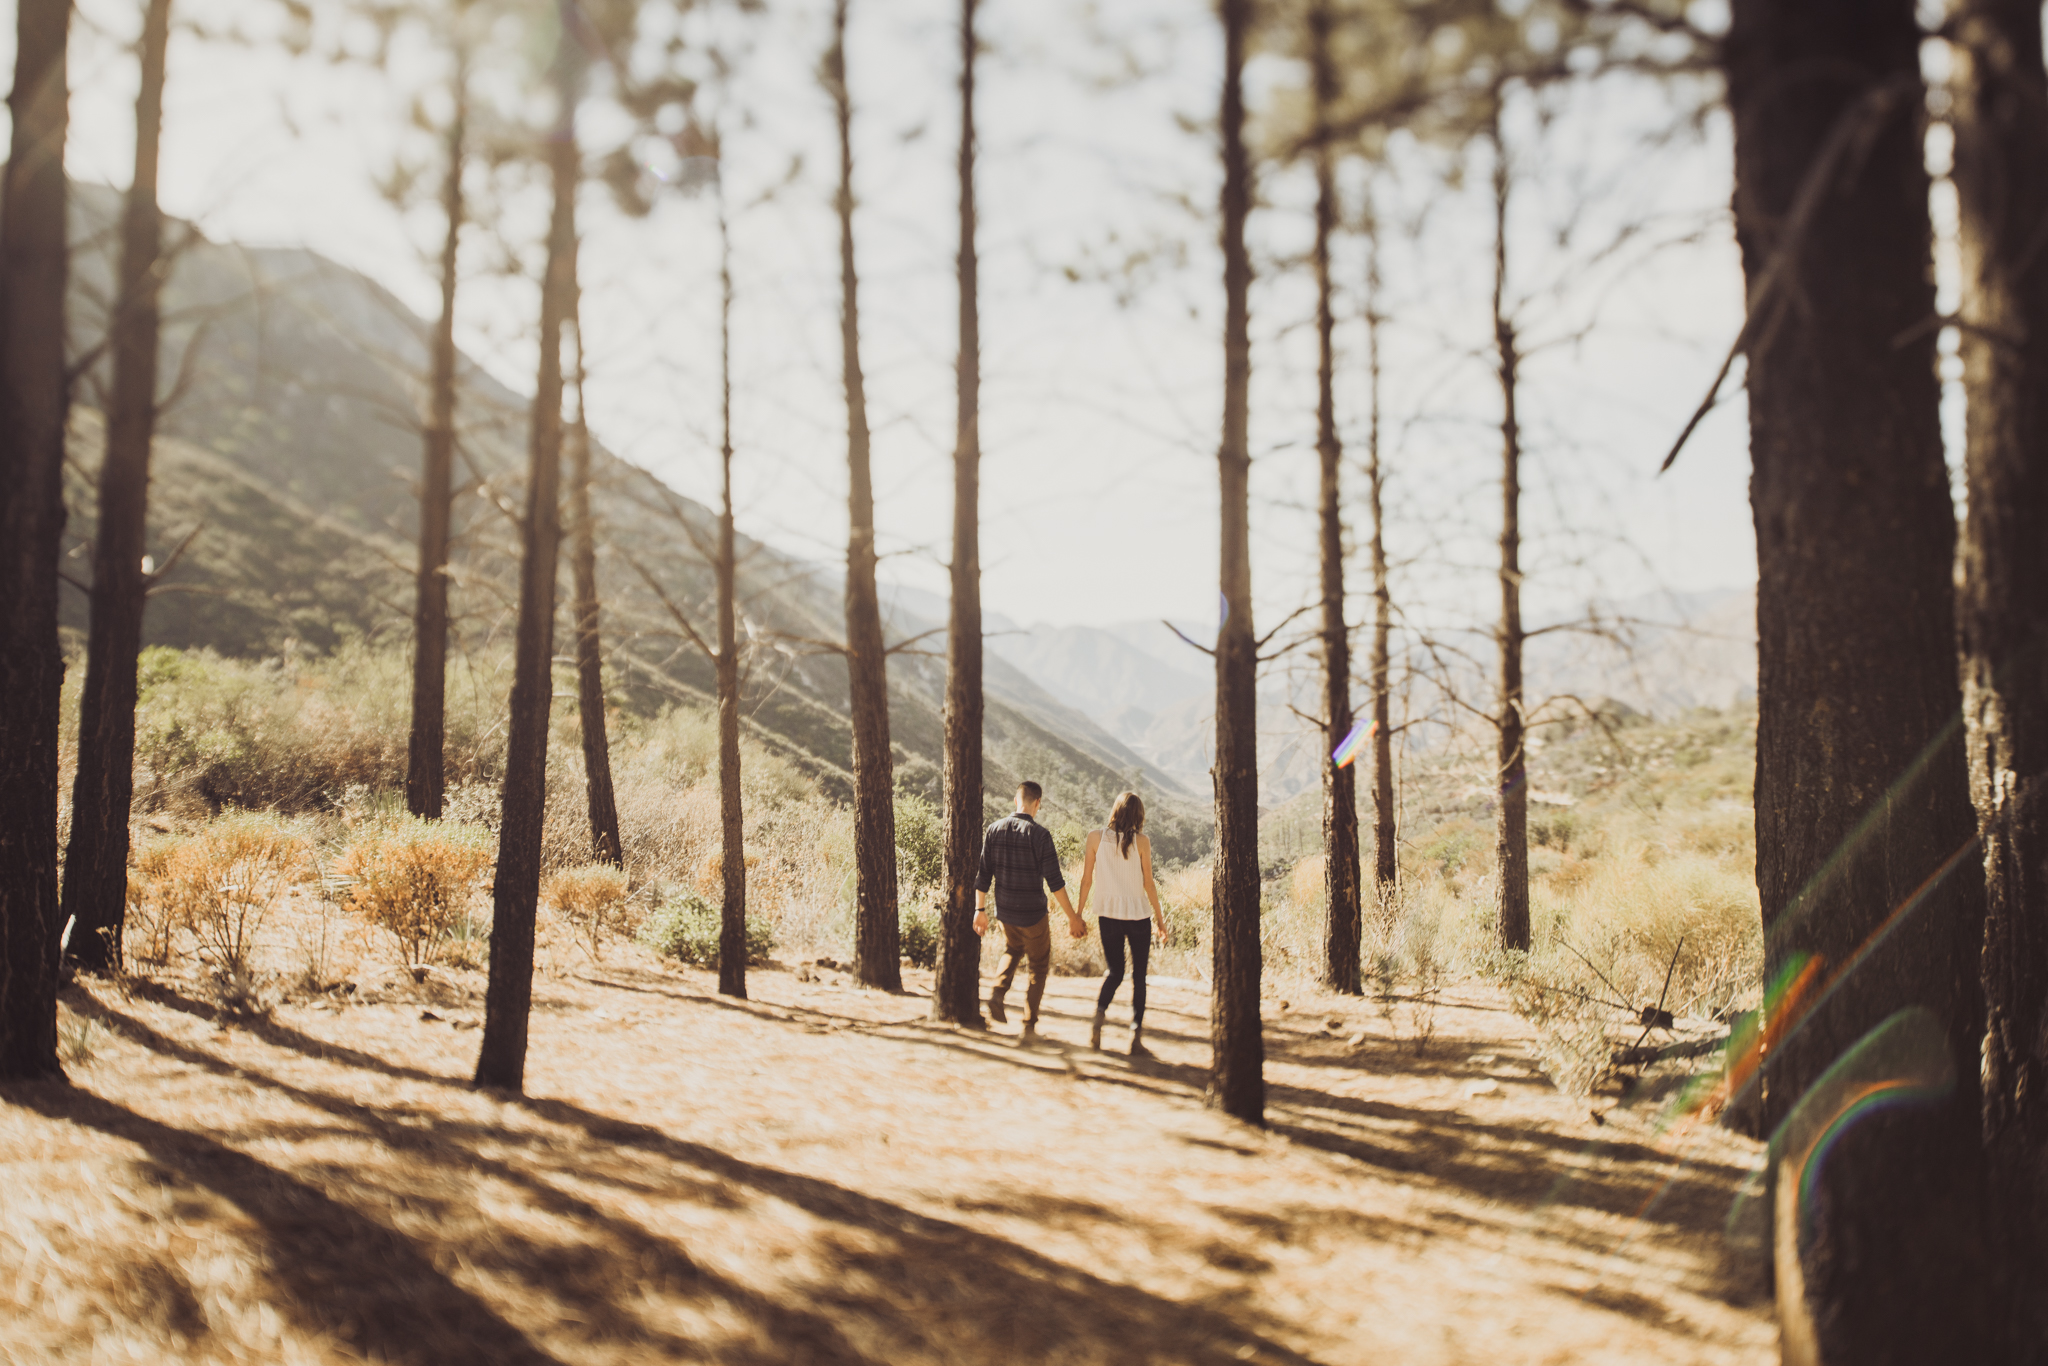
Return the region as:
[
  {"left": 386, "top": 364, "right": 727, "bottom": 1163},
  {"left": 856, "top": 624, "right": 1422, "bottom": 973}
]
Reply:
[
  {"left": 894, "top": 793, "right": 944, "bottom": 887},
  {"left": 335, "top": 818, "right": 494, "bottom": 965},
  {"left": 544, "top": 864, "right": 634, "bottom": 960},
  {"left": 639, "top": 889, "right": 776, "bottom": 968},
  {"left": 125, "top": 834, "right": 195, "bottom": 966},
  {"left": 174, "top": 812, "right": 309, "bottom": 976},
  {"left": 900, "top": 900, "right": 941, "bottom": 970}
]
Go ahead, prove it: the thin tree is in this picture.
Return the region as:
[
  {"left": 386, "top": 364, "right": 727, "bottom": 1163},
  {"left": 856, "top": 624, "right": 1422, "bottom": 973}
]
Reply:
[
  {"left": 0, "top": 0, "right": 72, "bottom": 1080},
  {"left": 1211, "top": 0, "right": 1265, "bottom": 1123},
  {"left": 1721, "top": 0, "right": 1990, "bottom": 1355},
  {"left": 710, "top": 148, "right": 747, "bottom": 1000},
  {"left": 61, "top": 0, "right": 174, "bottom": 973},
  {"left": 1950, "top": 0, "right": 2048, "bottom": 1342},
  {"left": 931, "top": 0, "right": 985, "bottom": 1027},
  {"left": 1362, "top": 193, "right": 1396, "bottom": 901},
  {"left": 1308, "top": 0, "right": 1361, "bottom": 995},
  {"left": 406, "top": 43, "right": 470, "bottom": 821},
  {"left": 474, "top": 25, "right": 580, "bottom": 1093},
  {"left": 565, "top": 280, "right": 623, "bottom": 866},
  {"left": 829, "top": 0, "right": 900, "bottom": 992},
  {"left": 1485, "top": 97, "right": 1529, "bottom": 955}
]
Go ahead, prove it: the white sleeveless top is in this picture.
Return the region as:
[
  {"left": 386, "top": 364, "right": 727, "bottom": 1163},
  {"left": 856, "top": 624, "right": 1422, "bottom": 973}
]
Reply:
[{"left": 1093, "top": 828, "right": 1150, "bottom": 920}]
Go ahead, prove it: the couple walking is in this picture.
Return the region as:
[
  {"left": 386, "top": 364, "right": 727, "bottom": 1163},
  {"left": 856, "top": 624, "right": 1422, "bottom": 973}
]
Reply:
[{"left": 971, "top": 781, "right": 1170, "bottom": 1054}]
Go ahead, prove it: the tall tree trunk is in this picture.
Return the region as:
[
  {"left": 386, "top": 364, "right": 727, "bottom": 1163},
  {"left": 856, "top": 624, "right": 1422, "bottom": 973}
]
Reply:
[
  {"left": 1211, "top": 0, "right": 1264, "bottom": 1124},
  {"left": 832, "top": 0, "right": 901, "bottom": 993},
  {"left": 1724, "top": 1, "right": 1990, "bottom": 1357},
  {"left": 713, "top": 174, "right": 747, "bottom": 1002},
  {"left": 1310, "top": 0, "right": 1359, "bottom": 997},
  {"left": 566, "top": 281, "right": 621, "bottom": 867},
  {"left": 60, "top": 0, "right": 170, "bottom": 974},
  {"left": 1488, "top": 111, "right": 1530, "bottom": 956},
  {"left": 0, "top": 0, "right": 71, "bottom": 1081},
  {"left": 1950, "top": 0, "right": 2048, "bottom": 1349},
  {"left": 475, "top": 43, "right": 577, "bottom": 1094},
  {"left": 932, "top": 0, "right": 985, "bottom": 1027},
  {"left": 1365, "top": 202, "right": 1396, "bottom": 900},
  {"left": 406, "top": 54, "right": 466, "bottom": 823}
]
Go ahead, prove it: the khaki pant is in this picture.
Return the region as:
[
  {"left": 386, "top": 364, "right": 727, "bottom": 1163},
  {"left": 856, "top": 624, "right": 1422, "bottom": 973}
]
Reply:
[{"left": 991, "top": 915, "right": 1051, "bottom": 1024}]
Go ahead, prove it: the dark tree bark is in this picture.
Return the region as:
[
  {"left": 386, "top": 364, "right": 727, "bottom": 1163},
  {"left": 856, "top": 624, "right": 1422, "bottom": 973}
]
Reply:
[
  {"left": 60, "top": 0, "right": 172, "bottom": 974},
  {"left": 1950, "top": 0, "right": 2048, "bottom": 1348},
  {"left": 405, "top": 53, "right": 467, "bottom": 823},
  {"left": 1364, "top": 204, "right": 1396, "bottom": 899},
  {"left": 931, "top": 0, "right": 985, "bottom": 1028},
  {"left": 1210, "top": 0, "right": 1264, "bottom": 1124},
  {"left": 1310, "top": 0, "right": 1360, "bottom": 997},
  {"left": 1487, "top": 110, "right": 1530, "bottom": 956},
  {"left": 0, "top": 0, "right": 71, "bottom": 1081},
  {"left": 475, "top": 42, "right": 577, "bottom": 1094},
  {"left": 831, "top": 0, "right": 901, "bottom": 993},
  {"left": 565, "top": 283, "right": 622, "bottom": 867},
  {"left": 1724, "top": 1, "right": 1991, "bottom": 1356},
  {"left": 712, "top": 175, "right": 747, "bottom": 1002}
]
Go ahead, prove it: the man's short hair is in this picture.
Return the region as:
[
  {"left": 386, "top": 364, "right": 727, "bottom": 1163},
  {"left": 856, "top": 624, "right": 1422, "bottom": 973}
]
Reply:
[{"left": 1017, "top": 780, "right": 1043, "bottom": 804}]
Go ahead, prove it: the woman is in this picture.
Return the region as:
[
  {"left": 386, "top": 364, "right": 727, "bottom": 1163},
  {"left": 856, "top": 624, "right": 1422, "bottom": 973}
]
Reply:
[{"left": 1075, "top": 790, "right": 1170, "bottom": 1056}]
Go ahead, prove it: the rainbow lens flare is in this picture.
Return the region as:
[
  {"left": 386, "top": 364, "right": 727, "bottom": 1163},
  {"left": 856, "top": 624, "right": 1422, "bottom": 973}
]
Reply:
[
  {"left": 1773, "top": 1006, "right": 1954, "bottom": 1237},
  {"left": 1331, "top": 719, "right": 1375, "bottom": 768}
]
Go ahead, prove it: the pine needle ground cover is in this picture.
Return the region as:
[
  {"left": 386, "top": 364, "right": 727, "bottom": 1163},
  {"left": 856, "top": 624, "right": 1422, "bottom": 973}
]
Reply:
[{"left": 4, "top": 946, "right": 1771, "bottom": 1365}]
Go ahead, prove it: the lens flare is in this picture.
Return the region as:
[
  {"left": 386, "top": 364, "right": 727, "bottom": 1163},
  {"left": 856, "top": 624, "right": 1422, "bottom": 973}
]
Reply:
[
  {"left": 1331, "top": 719, "right": 1374, "bottom": 768},
  {"left": 1772, "top": 1007, "right": 1954, "bottom": 1237}
]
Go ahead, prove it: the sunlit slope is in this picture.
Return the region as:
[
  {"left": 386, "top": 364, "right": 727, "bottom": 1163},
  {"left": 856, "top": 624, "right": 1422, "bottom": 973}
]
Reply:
[{"left": 56, "top": 181, "right": 1202, "bottom": 840}]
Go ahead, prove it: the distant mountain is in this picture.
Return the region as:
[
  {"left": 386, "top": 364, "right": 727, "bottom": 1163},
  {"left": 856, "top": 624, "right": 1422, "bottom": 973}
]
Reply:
[
  {"left": 57, "top": 182, "right": 1211, "bottom": 860},
  {"left": 978, "top": 591, "right": 1759, "bottom": 809}
]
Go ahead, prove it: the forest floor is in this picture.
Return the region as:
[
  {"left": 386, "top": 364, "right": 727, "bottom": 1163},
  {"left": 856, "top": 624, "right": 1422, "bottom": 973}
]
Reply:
[{"left": 1, "top": 948, "right": 1775, "bottom": 1366}]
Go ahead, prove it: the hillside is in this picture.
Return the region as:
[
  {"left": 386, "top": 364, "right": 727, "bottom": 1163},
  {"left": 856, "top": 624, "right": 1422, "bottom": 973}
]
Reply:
[{"left": 58, "top": 182, "right": 1206, "bottom": 856}]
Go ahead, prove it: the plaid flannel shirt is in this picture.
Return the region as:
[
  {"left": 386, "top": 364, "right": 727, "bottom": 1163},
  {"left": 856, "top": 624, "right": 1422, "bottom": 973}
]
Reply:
[{"left": 975, "top": 812, "right": 1065, "bottom": 925}]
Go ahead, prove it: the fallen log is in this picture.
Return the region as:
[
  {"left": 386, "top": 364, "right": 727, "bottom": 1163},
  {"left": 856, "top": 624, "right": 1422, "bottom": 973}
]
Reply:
[{"left": 1610, "top": 1033, "right": 1730, "bottom": 1069}]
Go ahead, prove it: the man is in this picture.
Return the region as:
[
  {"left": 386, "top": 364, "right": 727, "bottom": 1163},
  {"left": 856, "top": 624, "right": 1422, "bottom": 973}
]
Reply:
[{"left": 973, "top": 780, "right": 1085, "bottom": 1043}]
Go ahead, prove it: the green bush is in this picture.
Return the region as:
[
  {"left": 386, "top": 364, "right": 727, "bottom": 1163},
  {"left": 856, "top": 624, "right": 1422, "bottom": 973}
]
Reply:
[
  {"left": 639, "top": 889, "right": 776, "bottom": 968},
  {"left": 900, "top": 902, "right": 941, "bottom": 970},
  {"left": 894, "top": 793, "right": 944, "bottom": 887}
]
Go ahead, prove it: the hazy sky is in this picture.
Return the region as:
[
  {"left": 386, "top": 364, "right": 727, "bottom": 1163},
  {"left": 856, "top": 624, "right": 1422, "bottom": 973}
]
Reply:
[{"left": 30, "top": 0, "right": 1772, "bottom": 638}]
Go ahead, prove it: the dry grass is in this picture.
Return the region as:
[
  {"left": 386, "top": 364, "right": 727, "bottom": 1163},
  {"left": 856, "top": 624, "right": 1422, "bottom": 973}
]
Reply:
[
  {"left": 543, "top": 865, "right": 635, "bottom": 962},
  {"left": 4, "top": 909, "right": 1773, "bottom": 1365},
  {"left": 334, "top": 819, "right": 494, "bottom": 967}
]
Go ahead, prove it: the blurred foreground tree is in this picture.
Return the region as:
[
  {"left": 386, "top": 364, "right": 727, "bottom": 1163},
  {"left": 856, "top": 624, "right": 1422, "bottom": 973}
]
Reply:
[
  {"left": 61, "top": 0, "right": 175, "bottom": 973},
  {"left": 1719, "top": 0, "right": 1990, "bottom": 1356},
  {"left": 1950, "top": 0, "right": 2048, "bottom": 1349},
  {"left": 0, "top": 0, "right": 72, "bottom": 1080}
]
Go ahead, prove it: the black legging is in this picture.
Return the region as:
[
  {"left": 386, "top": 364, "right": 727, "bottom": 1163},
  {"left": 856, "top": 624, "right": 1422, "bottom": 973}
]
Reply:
[{"left": 1097, "top": 917, "right": 1152, "bottom": 1024}]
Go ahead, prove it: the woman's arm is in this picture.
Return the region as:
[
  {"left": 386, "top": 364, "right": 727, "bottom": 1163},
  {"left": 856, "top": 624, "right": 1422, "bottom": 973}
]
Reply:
[
  {"left": 1138, "top": 835, "right": 1169, "bottom": 942},
  {"left": 1076, "top": 830, "right": 1100, "bottom": 915}
]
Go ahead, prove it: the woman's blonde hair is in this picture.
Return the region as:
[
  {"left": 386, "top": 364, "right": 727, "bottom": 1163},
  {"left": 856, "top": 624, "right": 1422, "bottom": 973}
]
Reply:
[{"left": 1108, "top": 791, "right": 1146, "bottom": 857}]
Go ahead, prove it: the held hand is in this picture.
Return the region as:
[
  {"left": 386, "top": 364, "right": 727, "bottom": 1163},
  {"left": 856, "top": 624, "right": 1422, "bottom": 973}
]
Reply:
[
  {"left": 1068, "top": 914, "right": 1087, "bottom": 941},
  {"left": 973, "top": 909, "right": 989, "bottom": 938}
]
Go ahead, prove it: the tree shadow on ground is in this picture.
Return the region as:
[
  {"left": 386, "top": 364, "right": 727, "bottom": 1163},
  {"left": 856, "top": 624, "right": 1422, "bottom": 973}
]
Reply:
[
  {"left": 2, "top": 1080, "right": 570, "bottom": 1366},
  {"left": 40, "top": 992, "right": 1334, "bottom": 1366}
]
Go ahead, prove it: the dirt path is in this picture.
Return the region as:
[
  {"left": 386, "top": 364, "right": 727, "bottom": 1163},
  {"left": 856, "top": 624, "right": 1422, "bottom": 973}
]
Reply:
[{"left": 2, "top": 952, "right": 1774, "bottom": 1365}]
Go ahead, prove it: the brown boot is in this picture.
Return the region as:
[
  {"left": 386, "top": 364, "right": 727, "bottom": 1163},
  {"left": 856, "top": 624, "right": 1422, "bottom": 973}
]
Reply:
[
  {"left": 987, "top": 993, "right": 1007, "bottom": 1026},
  {"left": 1129, "top": 1023, "right": 1153, "bottom": 1059},
  {"left": 1090, "top": 1010, "right": 1105, "bottom": 1050}
]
